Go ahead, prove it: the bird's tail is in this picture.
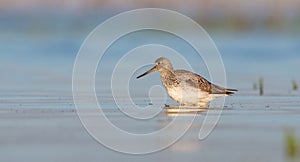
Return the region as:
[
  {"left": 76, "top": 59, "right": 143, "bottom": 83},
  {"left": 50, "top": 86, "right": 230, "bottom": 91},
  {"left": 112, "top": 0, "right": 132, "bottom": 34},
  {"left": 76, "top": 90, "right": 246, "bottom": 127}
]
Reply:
[
  {"left": 211, "top": 85, "right": 238, "bottom": 96},
  {"left": 225, "top": 88, "right": 238, "bottom": 95}
]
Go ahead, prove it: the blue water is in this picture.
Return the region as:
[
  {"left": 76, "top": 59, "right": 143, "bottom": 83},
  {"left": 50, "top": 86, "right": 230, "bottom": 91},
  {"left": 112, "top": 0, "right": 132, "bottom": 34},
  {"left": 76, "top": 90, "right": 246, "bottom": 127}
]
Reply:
[{"left": 1, "top": 15, "right": 300, "bottom": 96}]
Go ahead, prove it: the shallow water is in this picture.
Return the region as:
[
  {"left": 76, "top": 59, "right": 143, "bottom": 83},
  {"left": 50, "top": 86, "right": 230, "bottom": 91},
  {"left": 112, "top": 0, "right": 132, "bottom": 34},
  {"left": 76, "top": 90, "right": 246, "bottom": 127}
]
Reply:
[
  {"left": 1, "top": 15, "right": 300, "bottom": 162},
  {"left": 0, "top": 94, "right": 300, "bottom": 162}
]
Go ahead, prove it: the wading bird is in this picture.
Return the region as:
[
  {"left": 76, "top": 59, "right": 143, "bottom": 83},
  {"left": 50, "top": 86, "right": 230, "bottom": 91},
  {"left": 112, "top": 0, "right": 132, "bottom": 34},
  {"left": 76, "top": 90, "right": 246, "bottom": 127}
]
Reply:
[{"left": 137, "top": 57, "right": 237, "bottom": 107}]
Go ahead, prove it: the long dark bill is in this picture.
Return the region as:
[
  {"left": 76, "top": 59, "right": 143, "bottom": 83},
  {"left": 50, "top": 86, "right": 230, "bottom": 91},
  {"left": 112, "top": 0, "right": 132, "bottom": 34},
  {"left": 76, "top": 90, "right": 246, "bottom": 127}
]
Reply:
[{"left": 136, "top": 66, "right": 157, "bottom": 79}]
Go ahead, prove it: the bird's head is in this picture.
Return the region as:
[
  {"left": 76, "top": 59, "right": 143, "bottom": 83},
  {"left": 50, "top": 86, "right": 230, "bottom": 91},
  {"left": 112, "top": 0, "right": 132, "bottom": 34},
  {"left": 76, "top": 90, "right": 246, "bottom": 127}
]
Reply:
[{"left": 136, "top": 57, "right": 173, "bottom": 79}]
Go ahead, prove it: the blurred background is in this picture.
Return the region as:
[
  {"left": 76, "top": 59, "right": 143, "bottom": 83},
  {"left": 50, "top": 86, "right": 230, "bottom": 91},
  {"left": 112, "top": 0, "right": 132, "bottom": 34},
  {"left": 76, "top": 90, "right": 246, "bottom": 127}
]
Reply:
[
  {"left": 1, "top": 2, "right": 300, "bottom": 162},
  {"left": 0, "top": 0, "right": 299, "bottom": 95}
]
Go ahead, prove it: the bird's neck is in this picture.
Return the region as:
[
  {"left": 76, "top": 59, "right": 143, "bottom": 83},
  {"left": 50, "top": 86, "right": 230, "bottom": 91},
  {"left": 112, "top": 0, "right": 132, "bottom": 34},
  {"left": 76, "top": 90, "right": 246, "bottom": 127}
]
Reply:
[{"left": 160, "top": 69, "right": 178, "bottom": 87}]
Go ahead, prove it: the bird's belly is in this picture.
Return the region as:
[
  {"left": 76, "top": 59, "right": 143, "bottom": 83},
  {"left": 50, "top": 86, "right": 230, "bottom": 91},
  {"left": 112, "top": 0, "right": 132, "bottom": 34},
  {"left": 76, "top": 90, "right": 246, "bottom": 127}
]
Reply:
[{"left": 166, "top": 86, "right": 211, "bottom": 105}]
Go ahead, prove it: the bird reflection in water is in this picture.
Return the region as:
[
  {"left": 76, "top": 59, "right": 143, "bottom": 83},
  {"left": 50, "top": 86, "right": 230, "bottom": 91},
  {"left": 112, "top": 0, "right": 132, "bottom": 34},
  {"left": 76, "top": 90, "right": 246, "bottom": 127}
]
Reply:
[{"left": 163, "top": 105, "right": 209, "bottom": 116}]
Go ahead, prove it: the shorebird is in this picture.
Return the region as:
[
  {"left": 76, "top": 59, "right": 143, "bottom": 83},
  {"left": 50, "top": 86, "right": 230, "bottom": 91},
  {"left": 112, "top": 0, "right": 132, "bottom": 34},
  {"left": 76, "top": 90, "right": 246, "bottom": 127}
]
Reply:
[{"left": 137, "top": 57, "right": 237, "bottom": 107}]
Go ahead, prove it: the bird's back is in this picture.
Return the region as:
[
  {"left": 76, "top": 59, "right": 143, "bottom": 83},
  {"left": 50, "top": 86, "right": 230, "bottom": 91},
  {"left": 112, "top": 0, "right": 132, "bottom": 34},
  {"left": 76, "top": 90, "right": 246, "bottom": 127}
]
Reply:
[{"left": 174, "top": 70, "right": 237, "bottom": 95}]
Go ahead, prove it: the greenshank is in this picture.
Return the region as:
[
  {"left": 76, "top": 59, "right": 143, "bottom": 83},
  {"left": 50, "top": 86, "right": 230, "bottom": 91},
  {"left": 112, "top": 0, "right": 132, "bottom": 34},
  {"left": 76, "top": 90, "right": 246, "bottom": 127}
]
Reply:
[{"left": 137, "top": 57, "right": 237, "bottom": 107}]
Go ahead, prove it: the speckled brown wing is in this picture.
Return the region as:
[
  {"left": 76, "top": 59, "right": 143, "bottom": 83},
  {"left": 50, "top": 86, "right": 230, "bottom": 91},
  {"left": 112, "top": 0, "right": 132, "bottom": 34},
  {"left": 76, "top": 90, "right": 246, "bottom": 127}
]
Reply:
[
  {"left": 174, "top": 70, "right": 212, "bottom": 93},
  {"left": 175, "top": 70, "right": 237, "bottom": 95}
]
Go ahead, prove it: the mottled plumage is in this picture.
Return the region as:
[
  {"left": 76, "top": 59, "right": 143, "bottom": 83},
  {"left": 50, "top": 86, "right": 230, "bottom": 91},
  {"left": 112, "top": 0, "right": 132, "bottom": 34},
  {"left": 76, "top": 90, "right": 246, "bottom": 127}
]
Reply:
[{"left": 137, "top": 57, "right": 237, "bottom": 106}]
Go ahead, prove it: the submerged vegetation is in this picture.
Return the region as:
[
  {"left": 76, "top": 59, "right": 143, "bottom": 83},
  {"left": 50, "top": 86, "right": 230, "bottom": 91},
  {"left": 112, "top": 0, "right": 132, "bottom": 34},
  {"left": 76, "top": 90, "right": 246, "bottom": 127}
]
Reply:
[
  {"left": 254, "top": 78, "right": 298, "bottom": 95},
  {"left": 292, "top": 80, "right": 298, "bottom": 91},
  {"left": 253, "top": 83, "right": 257, "bottom": 90},
  {"left": 285, "top": 129, "right": 300, "bottom": 161},
  {"left": 259, "top": 78, "right": 264, "bottom": 96}
]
